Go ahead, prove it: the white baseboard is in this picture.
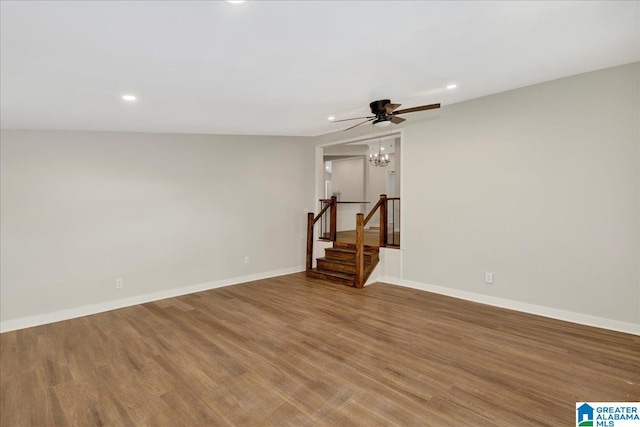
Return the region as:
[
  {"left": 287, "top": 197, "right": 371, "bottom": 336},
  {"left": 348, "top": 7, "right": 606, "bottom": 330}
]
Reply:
[
  {"left": 5, "top": 269, "right": 636, "bottom": 336},
  {"left": 0, "top": 265, "right": 305, "bottom": 333},
  {"left": 378, "top": 276, "right": 640, "bottom": 336}
]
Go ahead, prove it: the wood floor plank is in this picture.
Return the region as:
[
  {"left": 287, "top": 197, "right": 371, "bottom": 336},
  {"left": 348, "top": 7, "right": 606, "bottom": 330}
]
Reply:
[{"left": 1, "top": 272, "right": 638, "bottom": 426}]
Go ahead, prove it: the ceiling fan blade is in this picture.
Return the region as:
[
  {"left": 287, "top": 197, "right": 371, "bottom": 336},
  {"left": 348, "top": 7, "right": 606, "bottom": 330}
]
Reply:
[
  {"left": 393, "top": 103, "right": 441, "bottom": 115},
  {"left": 331, "top": 115, "right": 374, "bottom": 123},
  {"left": 384, "top": 103, "right": 401, "bottom": 113},
  {"left": 390, "top": 115, "right": 406, "bottom": 124},
  {"left": 343, "top": 118, "right": 373, "bottom": 131}
]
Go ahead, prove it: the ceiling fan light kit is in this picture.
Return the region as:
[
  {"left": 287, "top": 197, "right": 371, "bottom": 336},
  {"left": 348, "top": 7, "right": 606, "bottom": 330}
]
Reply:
[
  {"left": 334, "top": 99, "right": 441, "bottom": 131},
  {"left": 373, "top": 119, "right": 392, "bottom": 128}
]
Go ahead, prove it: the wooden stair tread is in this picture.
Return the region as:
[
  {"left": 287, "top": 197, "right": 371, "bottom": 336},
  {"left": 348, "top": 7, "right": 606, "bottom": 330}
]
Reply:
[
  {"left": 316, "top": 256, "right": 355, "bottom": 266},
  {"left": 316, "top": 259, "right": 376, "bottom": 272},
  {"left": 317, "top": 257, "right": 359, "bottom": 275},
  {"left": 333, "top": 241, "right": 379, "bottom": 252},
  {"left": 312, "top": 268, "right": 354, "bottom": 280},
  {"left": 325, "top": 247, "right": 378, "bottom": 255},
  {"left": 306, "top": 268, "right": 355, "bottom": 286},
  {"left": 324, "top": 250, "right": 379, "bottom": 266},
  {"left": 325, "top": 248, "right": 379, "bottom": 259}
]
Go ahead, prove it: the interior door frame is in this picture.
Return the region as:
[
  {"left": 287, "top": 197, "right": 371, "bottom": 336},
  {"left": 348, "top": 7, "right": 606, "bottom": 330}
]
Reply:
[{"left": 315, "top": 128, "right": 404, "bottom": 246}]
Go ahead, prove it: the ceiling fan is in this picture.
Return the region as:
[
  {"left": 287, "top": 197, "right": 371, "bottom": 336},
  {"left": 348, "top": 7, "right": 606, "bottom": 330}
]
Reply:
[{"left": 332, "top": 99, "right": 441, "bottom": 131}]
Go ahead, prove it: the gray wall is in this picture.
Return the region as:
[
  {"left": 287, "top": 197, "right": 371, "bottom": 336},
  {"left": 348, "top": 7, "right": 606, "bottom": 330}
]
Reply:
[
  {"left": 0, "top": 130, "right": 315, "bottom": 323},
  {"left": 368, "top": 153, "right": 395, "bottom": 225},
  {"left": 368, "top": 153, "right": 395, "bottom": 200},
  {"left": 401, "top": 62, "right": 639, "bottom": 325},
  {"left": 331, "top": 157, "right": 365, "bottom": 201},
  {"left": 317, "top": 62, "right": 640, "bottom": 327}
]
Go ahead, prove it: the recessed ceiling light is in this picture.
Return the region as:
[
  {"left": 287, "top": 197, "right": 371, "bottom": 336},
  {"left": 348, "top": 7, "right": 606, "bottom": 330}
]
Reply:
[
  {"left": 328, "top": 116, "right": 335, "bottom": 121},
  {"left": 446, "top": 84, "right": 457, "bottom": 90},
  {"left": 122, "top": 95, "right": 137, "bottom": 102},
  {"left": 224, "top": 0, "right": 247, "bottom": 4}
]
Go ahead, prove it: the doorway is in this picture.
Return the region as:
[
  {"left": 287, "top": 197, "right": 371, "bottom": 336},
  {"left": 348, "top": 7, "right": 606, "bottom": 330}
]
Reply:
[{"left": 319, "top": 132, "right": 402, "bottom": 247}]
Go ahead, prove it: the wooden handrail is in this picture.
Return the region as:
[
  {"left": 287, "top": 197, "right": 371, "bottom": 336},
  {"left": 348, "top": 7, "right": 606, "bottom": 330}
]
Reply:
[
  {"left": 306, "top": 196, "right": 337, "bottom": 271},
  {"left": 363, "top": 197, "right": 385, "bottom": 225},
  {"left": 312, "top": 198, "right": 334, "bottom": 226},
  {"left": 319, "top": 199, "right": 371, "bottom": 205}
]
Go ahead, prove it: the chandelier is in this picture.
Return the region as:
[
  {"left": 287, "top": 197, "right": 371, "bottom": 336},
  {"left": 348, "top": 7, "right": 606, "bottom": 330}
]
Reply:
[{"left": 369, "top": 139, "right": 390, "bottom": 167}]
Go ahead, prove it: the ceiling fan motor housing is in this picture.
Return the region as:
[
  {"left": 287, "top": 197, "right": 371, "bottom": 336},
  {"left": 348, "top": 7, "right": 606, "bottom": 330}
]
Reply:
[
  {"left": 370, "top": 99, "right": 391, "bottom": 115},
  {"left": 370, "top": 99, "right": 392, "bottom": 125}
]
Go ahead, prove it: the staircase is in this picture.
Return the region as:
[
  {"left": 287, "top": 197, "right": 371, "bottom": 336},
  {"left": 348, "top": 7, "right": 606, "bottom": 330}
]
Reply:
[
  {"left": 306, "top": 194, "right": 397, "bottom": 288},
  {"left": 306, "top": 241, "right": 379, "bottom": 287}
]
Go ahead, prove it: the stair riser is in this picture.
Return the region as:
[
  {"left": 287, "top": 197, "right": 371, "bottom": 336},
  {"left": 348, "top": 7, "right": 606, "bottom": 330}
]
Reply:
[
  {"left": 324, "top": 250, "right": 377, "bottom": 263},
  {"left": 315, "top": 262, "right": 378, "bottom": 279},
  {"left": 306, "top": 270, "right": 354, "bottom": 287},
  {"left": 317, "top": 259, "right": 356, "bottom": 274},
  {"left": 333, "top": 241, "right": 379, "bottom": 252}
]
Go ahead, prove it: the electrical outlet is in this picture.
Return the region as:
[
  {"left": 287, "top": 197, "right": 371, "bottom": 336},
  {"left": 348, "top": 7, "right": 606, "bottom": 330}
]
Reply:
[
  {"left": 116, "top": 278, "right": 123, "bottom": 289},
  {"left": 484, "top": 272, "right": 494, "bottom": 284},
  {"left": 244, "top": 256, "right": 250, "bottom": 264}
]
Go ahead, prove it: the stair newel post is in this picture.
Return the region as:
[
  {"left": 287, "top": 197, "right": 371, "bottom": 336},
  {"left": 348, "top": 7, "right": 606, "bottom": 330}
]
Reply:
[
  {"left": 306, "top": 212, "right": 314, "bottom": 271},
  {"left": 355, "top": 213, "right": 365, "bottom": 288},
  {"left": 379, "top": 194, "right": 388, "bottom": 248},
  {"left": 329, "top": 196, "right": 337, "bottom": 242}
]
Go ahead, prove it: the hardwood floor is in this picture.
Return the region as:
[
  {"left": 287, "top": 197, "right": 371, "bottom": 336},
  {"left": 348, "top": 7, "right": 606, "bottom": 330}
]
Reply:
[{"left": 1, "top": 273, "right": 638, "bottom": 426}]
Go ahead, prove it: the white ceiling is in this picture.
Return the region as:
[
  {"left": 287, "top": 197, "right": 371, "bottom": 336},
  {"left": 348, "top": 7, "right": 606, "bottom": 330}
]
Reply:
[{"left": 1, "top": 1, "right": 638, "bottom": 137}]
